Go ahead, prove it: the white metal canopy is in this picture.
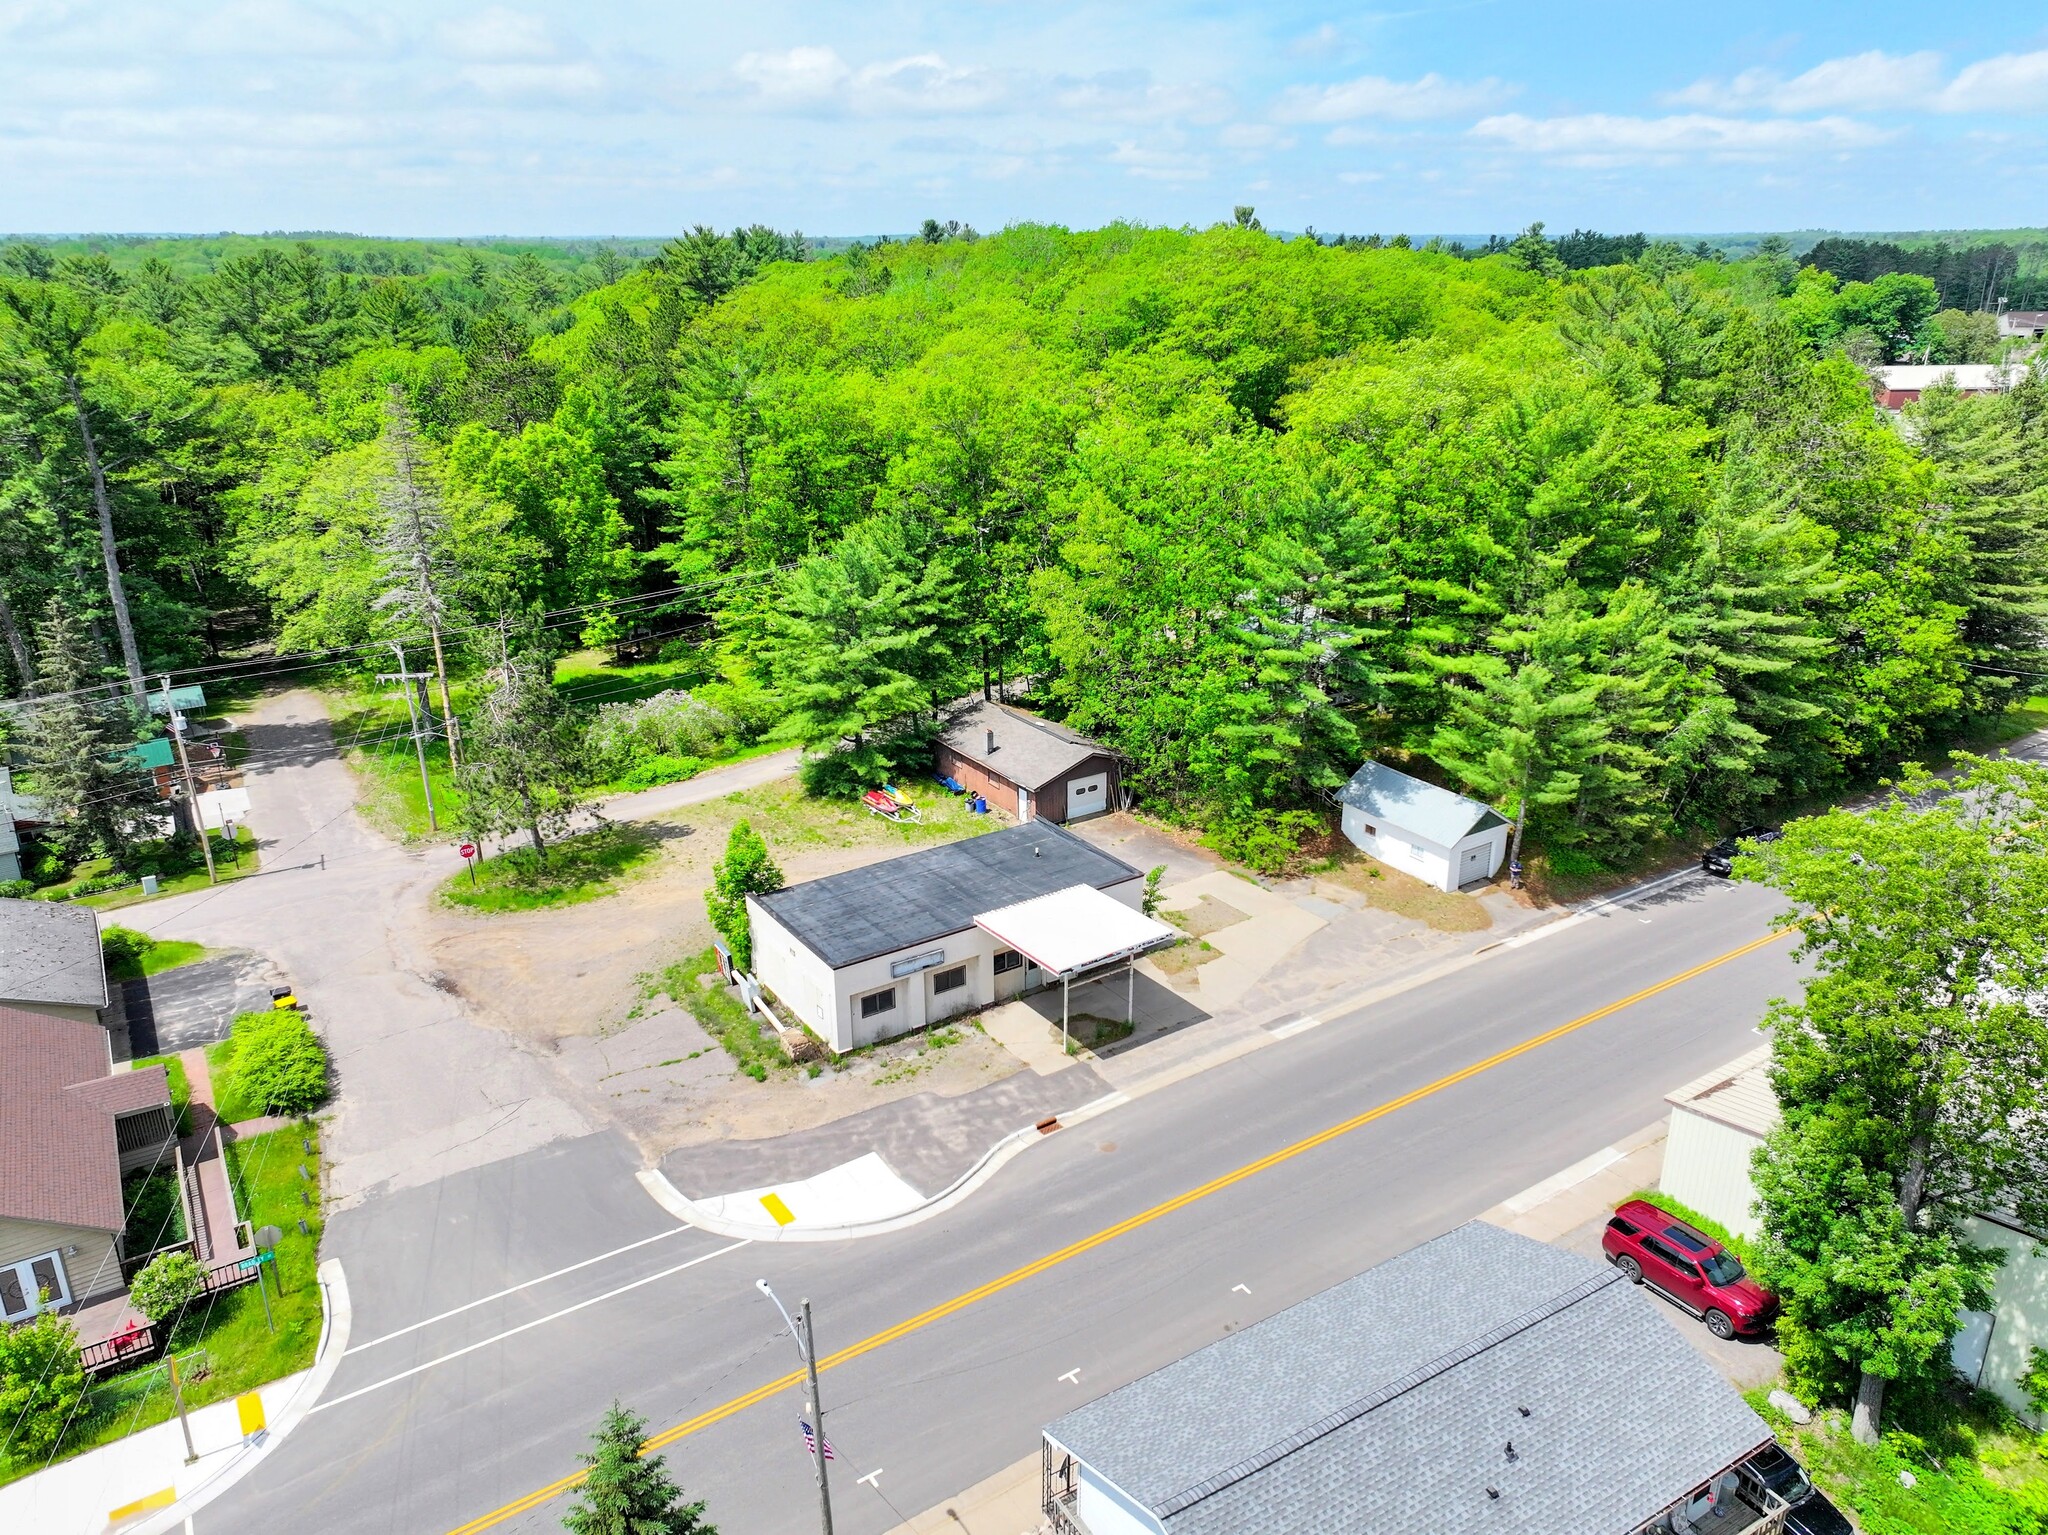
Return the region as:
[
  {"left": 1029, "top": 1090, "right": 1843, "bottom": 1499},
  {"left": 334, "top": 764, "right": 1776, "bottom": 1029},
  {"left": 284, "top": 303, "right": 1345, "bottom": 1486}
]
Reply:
[{"left": 974, "top": 884, "right": 1177, "bottom": 977}]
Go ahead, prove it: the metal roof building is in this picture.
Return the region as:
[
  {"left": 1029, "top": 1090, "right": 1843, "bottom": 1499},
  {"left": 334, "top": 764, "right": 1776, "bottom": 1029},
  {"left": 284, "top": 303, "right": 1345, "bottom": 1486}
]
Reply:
[
  {"left": 1043, "top": 1222, "right": 1776, "bottom": 1535},
  {"left": 1335, "top": 761, "right": 1511, "bottom": 892}
]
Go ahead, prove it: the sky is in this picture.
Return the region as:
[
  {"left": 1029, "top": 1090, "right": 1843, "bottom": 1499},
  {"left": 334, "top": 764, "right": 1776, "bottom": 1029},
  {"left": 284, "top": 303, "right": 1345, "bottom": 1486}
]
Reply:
[{"left": 2, "top": 0, "right": 2045, "bottom": 239}]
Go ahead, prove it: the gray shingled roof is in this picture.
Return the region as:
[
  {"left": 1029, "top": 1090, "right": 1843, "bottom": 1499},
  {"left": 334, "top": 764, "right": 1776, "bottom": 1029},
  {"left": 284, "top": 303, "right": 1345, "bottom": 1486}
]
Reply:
[
  {"left": 754, "top": 822, "right": 1141, "bottom": 969},
  {"left": 1046, "top": 1222, "right": 1771, "bottom": 1535},
  {"left": 0, "top": 897, "right": 107, "bottom": 1010},
  {"left": 939, "top": 699, "right": 1109, "bottom": 791},
  {"left": 1337, "top": 761, "right": 1506, "bottom": 848}
]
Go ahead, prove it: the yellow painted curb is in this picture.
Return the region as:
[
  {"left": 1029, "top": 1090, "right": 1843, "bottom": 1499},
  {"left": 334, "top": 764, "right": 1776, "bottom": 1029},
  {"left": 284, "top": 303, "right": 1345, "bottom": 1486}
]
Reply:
[
  {"left": 759, "top": 1192, "right": 795, "bottom": 1226},
  {"left": 106, "top": 1485, "right": 178, "bottom": 1527}
]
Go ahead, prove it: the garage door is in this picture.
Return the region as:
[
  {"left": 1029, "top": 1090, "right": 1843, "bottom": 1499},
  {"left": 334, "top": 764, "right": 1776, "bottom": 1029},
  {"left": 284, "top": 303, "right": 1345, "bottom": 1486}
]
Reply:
[
  {"left": 1460, "top": 844, "right": 1492, "bottom": 883},
  {"left": 1066, "top": 772, "right": 1109, "bottom": 820}
]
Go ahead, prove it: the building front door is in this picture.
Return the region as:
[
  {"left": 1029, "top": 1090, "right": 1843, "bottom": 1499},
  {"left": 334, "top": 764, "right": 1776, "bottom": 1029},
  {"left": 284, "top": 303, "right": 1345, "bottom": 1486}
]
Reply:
[{"left": 0, "top": 1250, "right": 70, "bottom": 1321}]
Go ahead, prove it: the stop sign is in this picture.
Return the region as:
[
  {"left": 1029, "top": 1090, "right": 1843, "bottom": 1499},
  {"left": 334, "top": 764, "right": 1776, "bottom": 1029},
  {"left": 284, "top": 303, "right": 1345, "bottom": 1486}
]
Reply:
[{"left": 458, "top": 842, "right": 477, "bottom": 859}]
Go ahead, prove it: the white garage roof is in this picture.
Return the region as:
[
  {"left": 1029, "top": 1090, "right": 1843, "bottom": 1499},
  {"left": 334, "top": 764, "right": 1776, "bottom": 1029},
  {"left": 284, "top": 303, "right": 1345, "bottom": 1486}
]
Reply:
[{"left": 974, "top": 884, "right": 1177, "bottom": 977}]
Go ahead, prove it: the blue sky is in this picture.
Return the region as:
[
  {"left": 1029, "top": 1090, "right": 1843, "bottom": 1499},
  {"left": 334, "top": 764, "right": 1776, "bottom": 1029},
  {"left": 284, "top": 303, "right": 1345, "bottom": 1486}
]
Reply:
[{"left": 2, "top": 0, "right": 2044, "bottom": 238}]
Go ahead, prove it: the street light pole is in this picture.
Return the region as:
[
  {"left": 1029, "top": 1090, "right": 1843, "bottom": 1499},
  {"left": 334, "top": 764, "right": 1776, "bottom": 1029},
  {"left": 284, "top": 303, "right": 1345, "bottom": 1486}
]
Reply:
[{"left": 757, "top": 1279, "right": 836, "bottom": 1535}]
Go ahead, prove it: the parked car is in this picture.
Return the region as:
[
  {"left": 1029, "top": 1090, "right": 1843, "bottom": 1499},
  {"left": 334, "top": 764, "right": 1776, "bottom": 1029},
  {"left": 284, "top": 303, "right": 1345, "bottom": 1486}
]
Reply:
[
  {"left": 1702, "top": 825, "right": 1782, "bottom": 877},
  {"left": 1602, "top": 1198, "right": 1776, "bottom": 1338},
  {"left": 1744, "top": 1444, "right": 1856, "bottom": 1535}
]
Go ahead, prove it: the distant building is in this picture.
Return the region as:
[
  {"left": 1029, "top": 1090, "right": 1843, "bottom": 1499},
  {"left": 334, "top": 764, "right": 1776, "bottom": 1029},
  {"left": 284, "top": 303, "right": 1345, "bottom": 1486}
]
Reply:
[
  {"left": 935, "top": 699, "right": 1121, "bottom": 824},
  {"left": 1873, "top": 363, "right": 2015, "bottom": 410},
  {"left": 748, "top": 822, "right": 1167, "bottom": 1051},
  {"left": 1998, "top": 309, "right": 2048, "bottom": 341},
  {"left": 1664, "top": 1046, "right": 2048, "bottom": 1429},
  {"left": 0, "top": 897, "right": 108, "bottom": 1025},
  {"left": 1336, "top": 761, "right": 1509, "bottom": 892},
  {"left": 1043, "top": 1221, "right": 1798, "bottom": 1535}
]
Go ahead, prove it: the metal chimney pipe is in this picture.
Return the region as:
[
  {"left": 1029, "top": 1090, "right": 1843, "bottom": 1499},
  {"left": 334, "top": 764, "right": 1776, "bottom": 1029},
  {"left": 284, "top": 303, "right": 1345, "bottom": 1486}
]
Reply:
[{"left": 986, "top": 728, "right": 996, "bottom": 755}]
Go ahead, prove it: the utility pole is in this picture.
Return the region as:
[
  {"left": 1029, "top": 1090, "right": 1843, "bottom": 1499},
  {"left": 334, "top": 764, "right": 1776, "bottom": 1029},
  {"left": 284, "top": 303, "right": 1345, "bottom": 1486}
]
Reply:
[
  {"left": 166, "top": 1351, "right": 198, "bottom": 1464},
  {"left": 161, "top": 674, "right": 216, "bottom": 885},
  {"left": 429, "top": 619, "right": 461, "bottom": 774},
  {"left": 757, "top": 1280, "right": 835, "bottom": 1535},
  {"left": 380, "top": 642, "right": 440, "bottom": 834}
]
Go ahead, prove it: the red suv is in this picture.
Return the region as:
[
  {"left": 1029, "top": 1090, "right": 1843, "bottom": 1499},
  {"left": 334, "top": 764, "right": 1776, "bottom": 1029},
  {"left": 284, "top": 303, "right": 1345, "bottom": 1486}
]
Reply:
[{"left": 1602, "top": 1199, "right": 1775, "bottom": 1339}]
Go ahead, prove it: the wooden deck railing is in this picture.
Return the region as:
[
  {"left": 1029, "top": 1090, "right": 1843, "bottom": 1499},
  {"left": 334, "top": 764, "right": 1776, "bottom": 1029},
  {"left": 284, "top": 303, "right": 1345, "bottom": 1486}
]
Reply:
[{"left": 78, "top": 1255, "right": 263, "bottom": 1378}]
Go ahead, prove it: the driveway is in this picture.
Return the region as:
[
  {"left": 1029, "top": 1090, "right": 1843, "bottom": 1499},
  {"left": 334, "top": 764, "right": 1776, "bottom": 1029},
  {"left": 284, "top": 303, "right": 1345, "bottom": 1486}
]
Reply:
[
  {"left": 126, "top": 691, "right": 801, "bottom": 1209},
  {"left": 119, "top": 950, "right": 284, "bottom": 1056}
]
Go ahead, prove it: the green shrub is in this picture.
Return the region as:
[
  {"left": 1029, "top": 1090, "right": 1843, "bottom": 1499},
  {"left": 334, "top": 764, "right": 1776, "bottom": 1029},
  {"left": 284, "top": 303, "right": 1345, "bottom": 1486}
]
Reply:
[
  {"left": 129, "top": 1250, "right": 205, "bottom": 1325},
  {"left": 0, "top": 1309, "right": 84, "bottom": 1458},
  {"left": 101, "top": 925, "right": 153, "bottom": 974},
  {"left": 122, "top": 1170, "right": 186, "bottom": 1255},
  {"left": 0, "top": 878, "right": 32, "bottom": 898},
  {"left": 2022, "top": 1346, "right": 2048, "bottom": 1426},
  {"left": 618, "top": 754, "right": 702, "bottom": 791},
  {"left": 217, "top": 1010, "right": 330, "bottom": 1118},
  {"left": 1210, "top": 809, "right": 1325, "bottom": 876}
]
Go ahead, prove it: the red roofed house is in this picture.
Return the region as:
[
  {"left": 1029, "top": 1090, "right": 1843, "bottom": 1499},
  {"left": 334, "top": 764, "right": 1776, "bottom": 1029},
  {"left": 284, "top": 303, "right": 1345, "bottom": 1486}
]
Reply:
[
  {"left": 0, "top": 1004, "right": 176, "bottom": 1322},
  {"left": 1873, "top": 363, "right": 2017, "bottom": 410}
]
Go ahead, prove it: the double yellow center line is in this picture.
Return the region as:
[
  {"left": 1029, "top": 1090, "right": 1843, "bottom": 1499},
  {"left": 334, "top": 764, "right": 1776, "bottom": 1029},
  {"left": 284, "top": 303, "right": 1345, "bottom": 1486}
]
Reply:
[{"left": 448, "top": 925, "right": 1791, "bottom": 1534}]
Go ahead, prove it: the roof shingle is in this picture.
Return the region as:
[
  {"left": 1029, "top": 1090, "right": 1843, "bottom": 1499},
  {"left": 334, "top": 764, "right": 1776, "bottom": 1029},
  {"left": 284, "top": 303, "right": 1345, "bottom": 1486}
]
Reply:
[{"left": 0, "top": 1005, "right": 169, "bottom": 1232}]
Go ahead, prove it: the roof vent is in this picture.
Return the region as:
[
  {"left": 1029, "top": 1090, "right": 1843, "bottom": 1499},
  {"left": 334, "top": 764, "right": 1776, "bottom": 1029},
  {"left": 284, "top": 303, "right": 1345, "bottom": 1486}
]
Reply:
[
  {"left": 1033, "top": 845, "right": 1041, "bottom": 857},
  {"left": 1504, "top": 1442, "right": 1517, "bottom": 1463},
  {"left": 986, "top": 728, "right": 997, "bottom": 755},
  {"left": 1486, "top": 1488, "right": 1500, "bottom": 1501},
  {"left": 1517, "top": 1405, "right": 1531, "bottom": 1417}
]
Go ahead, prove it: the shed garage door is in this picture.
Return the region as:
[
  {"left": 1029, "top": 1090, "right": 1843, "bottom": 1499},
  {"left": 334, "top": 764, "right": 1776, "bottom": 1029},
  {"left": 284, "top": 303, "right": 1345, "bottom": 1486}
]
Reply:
[
  {"left": 1460, "top": 843, "right": 1492, "bottom": 883},
  {"left": 1066, "top": 771, "right": 1109, "bottom": 821}
]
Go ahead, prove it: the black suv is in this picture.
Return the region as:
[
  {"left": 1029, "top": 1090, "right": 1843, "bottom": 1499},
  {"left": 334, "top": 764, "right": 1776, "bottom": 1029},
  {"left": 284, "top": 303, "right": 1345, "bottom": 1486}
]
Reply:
[
  {"left": 1744, "top": 1444, "right": 1855, "bottom": 1535},
  {"left": 1702, "top": 825, "right": 1781, "bottom": 877}
]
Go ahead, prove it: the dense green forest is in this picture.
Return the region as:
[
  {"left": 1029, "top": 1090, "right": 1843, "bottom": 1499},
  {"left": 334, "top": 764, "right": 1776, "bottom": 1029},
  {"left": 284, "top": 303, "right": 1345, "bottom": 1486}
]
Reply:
[{"left": 2, "top": 218, "right": 2044, "bottom": 876}]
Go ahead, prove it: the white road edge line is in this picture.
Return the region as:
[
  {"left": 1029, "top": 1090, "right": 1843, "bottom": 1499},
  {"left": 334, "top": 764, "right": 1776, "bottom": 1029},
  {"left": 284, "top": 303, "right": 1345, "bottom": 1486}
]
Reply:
[
  {"left": 1269, "top": 1015, "right": 1323, "bottom": 1039},
  {"left": 1502, "top": 1145, "right": 1627, "bottom": 1215},
  {"left": 346, "top": 1226, "right": 692, "bottom": 1355},
  {"left": 312, "top": 1239, "right": 750, "bottom": 1412}
]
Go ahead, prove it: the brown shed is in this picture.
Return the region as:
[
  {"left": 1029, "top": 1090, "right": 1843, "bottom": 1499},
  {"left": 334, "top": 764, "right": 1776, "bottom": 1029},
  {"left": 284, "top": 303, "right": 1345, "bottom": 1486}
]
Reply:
[{"left": 934, "top": 699, "right": 1121, "bottom": 824}]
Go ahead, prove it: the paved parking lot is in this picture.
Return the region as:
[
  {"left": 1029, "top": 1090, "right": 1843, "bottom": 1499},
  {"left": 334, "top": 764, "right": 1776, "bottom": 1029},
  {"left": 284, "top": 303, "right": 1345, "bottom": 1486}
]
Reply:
[{"left": 119, "top": 950, "right": 285, "bottom": 1056}]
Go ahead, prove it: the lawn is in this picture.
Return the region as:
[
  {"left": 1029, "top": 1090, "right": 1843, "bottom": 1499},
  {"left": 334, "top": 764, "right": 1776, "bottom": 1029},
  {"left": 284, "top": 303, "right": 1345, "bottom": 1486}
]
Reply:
[
  {"left": 439, "top": 823, "right": 662, "bottom": 912},
  {"left": 0, "top": 1125, "right": 326, "bottom": 1488},
  {"left": 1314, "top": 849, "right": 1494, "bottom": 932},
  {"left": 128, "top": 1052, "right": 192, "bottom": 1135},
  {"left": 73, "top": 829, "right": 259, "bottom": 911},
  {"left": 101, "top": 926, "right": 209, "bottom": 982}
]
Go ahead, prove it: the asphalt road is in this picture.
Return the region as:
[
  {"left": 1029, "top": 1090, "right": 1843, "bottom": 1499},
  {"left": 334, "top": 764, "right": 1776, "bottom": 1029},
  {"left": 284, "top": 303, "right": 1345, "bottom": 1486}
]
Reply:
[{"left": 197, "top": 869, "right": 1797, "bottom": 1535}]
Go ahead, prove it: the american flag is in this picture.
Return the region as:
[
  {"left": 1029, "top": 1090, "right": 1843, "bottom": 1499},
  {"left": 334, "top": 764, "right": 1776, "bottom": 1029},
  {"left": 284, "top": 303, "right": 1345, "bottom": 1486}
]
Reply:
[{"left": 799, "top": 1419, "right": 836, "bottom": 1460}]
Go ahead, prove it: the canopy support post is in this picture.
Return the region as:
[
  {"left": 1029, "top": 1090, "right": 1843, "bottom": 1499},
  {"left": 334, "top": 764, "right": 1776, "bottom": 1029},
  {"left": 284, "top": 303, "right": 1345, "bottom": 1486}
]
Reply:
[
  {"left": 1062, "top": 974, "right": 1070, "bottom": 1055},
  {"left": 1126, "top": 958, "right": 1135, "bottom": 1025}
]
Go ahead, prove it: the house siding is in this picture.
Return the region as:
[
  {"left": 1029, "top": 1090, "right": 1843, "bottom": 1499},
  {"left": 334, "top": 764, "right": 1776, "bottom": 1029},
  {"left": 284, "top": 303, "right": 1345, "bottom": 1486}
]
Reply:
[
  {"left": 1075, "top": 1463, "right": 1166, "bottom": 1535},
  {"left": 934, "top": 743, "right": 1021, "bottom": 815},
  {"left": 0, "top": 1219, "right": 123, "bottom": 1307},
  {"left": 1663, "top": 1108, "right": 1764, "bottom": 1238},
  {"left": 1339, "top": 808, "right": 1509, "bottom": 893}
]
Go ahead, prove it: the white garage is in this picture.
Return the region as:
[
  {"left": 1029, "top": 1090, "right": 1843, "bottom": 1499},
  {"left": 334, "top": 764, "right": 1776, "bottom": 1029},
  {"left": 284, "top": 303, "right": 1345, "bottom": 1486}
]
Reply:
[{"left": 1335, "top": 761, "right": 1510, "bottom": 893}]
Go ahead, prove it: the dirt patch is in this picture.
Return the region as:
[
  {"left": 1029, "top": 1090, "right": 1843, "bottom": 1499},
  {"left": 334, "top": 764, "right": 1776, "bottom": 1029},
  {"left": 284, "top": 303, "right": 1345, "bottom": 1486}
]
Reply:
[
  {"left": 1314, "top": 852, "right": 1492, "bottom": 933},
  {"left": 1057, "top": 1014, "right": 1135, "bottom": 1051},
  {"left": 1163, "top": 894, "right": 1249, "bottom": 940},
  {"left": 419, "top": 777, "right": 1020, "bottom": 1153},
  {"left": 1150, "top": 938, "right": 1224, "bottom": 981}
]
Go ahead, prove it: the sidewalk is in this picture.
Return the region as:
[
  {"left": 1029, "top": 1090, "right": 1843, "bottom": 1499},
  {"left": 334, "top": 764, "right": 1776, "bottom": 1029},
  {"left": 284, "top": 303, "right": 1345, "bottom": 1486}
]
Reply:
[
  {"left": 882, "top": 1453, "right": 1046, "bottom": 1535},
  {"left": 0, "top": 1259, "right": 351, "bottom": 1535}
]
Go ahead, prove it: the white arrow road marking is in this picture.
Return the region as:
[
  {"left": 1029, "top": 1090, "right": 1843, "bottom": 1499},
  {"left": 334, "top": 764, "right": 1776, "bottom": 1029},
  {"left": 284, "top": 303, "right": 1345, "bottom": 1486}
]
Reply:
[
  {"left": 1233, "top": 1283, "right": 1250, "bottom": 1294},
  {"left": 1059, "top": 1368, "right": 1081, "bottom": 1384}
]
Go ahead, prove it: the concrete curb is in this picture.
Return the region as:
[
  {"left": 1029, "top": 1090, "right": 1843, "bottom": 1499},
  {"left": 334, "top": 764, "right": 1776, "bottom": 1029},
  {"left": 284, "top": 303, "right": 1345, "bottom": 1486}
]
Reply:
[
  {"left": 132, "top": 1258, "right": 353, "bottom": 1535},
  {"left": 636, "top": 1093, "right": 1127, "bottom": 1242}
]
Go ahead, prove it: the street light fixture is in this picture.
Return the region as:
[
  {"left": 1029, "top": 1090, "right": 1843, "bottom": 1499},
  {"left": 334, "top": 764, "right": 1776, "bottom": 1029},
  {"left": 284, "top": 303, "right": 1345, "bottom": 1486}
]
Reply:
[{"left": 756, "top": 1279, "right": 836, "bottom": 1535}]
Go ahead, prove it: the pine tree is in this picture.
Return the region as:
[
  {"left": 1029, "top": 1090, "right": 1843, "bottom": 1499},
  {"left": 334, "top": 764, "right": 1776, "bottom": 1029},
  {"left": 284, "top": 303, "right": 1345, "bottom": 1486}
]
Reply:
[
  {"left": 705, "top": 820, "right": 783, "bottom": 973},
  {"left": 755, "top": 519, "right": 964, "bottom": 780},
  {"left": 1430, "top": 588, "right": 1613, "bottom": 873},
  {"left": 18, "top": 606, "right": 153, "bottom": 863},
  {"left": 457, "top": 626, "right": 586, "bottom": 864},
  {"left": 375, "top": 388, "right": 464, "bottom": 767},
  {"left": 563, "top": 1401, "right": 716, "bottom": 1535}
]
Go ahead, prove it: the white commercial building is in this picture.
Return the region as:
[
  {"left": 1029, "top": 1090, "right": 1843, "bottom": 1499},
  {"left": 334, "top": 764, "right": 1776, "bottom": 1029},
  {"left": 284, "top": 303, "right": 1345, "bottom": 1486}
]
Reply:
[
  {"left": 747, "top": 822, "right": 1167, "bottom": 1053},
  {"left": 1335, "top": 761, "right": 1510, "bottom": 893},
  {"left": 1664, "top": 1046, "right": 2048, "bottom": 1428}
]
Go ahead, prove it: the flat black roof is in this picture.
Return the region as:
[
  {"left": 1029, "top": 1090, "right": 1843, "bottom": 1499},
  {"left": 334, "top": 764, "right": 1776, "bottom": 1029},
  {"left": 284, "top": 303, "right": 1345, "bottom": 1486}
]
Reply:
[{"left": 754, "top": 822, "right": 1141, "bottom": 969}]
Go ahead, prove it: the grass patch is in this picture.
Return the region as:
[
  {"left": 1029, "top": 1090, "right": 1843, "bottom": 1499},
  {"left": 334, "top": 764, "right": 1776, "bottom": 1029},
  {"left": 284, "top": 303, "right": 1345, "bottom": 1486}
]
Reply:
[
  {"left": 73, "top": 830, "right": 259, "bottom": 911},
  {"left": 439, "top": 824, "right": 660, "bottom": 912},
  {"left": 102, "top": 927, "right": 209, "bottom": 982},
  {"left": 1315, "top": 850, "right": 1494, "bottom": 932},
  {"left": 703, "top": 777, "right": 993, "bottom": 855},
  {"left": 1056, "top": 1013, "right": 1135, "bottom": 1052},
  {"left": 1755, "top": 1389, "right": 2048, "bottom": 1535},
  {"left": 1151, "top": 937, "right": 1222, "bottom": 979},
  {"left": 1163, "top": 895, "right": 1249, "bottom": 941},
  {"left": 0, "top": 1125, "right": 326, "bottom": 1487},
  {"left": 656, "top": 947, "right": 786, "bottom": 1081},
  {"left": 553, "top": 646, "right": 705, "bottom": 709},
  {"left": 129, "top": 1053, "right": 192, "bottom": 1136}
]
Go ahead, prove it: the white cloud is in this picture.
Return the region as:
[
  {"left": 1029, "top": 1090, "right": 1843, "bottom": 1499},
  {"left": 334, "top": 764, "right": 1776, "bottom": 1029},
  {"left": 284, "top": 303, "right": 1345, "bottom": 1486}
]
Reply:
[
  {"left": 438, "top": 8, "right": 560, "bottom": 64},
  {"left": 1672, "top": 47, "right": 2048, "bottom": 116},
  {"left": 1471, "top": 112, "right": 1891, "bottom": 158},
  {"left": 1667, "top": 50, "right": 1942, "bottom": 113},
  {"left": 730, "top": 47, "right": 1007, "bottom": 115},
  {"left": 1108, "top": 140, "right": 1208, "bottom": 181},
  {"left": 1276, "top": 71, "right": 1512, "bottom": 123},
  {"left": 456, "top": 61, "right": 604, "bottom": 102},
  {"left": 1054, "top": 71, "right": 1230, "bottom": 124},
  {"left": 732, "top": 46, "right": 851, "bottom": 106},
  {"left": 1939, "top": 50, "right": 2048, "bottom": 113},
  {"left": 1219, "top": 122, "right": 1293, "bottom": 151}
]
